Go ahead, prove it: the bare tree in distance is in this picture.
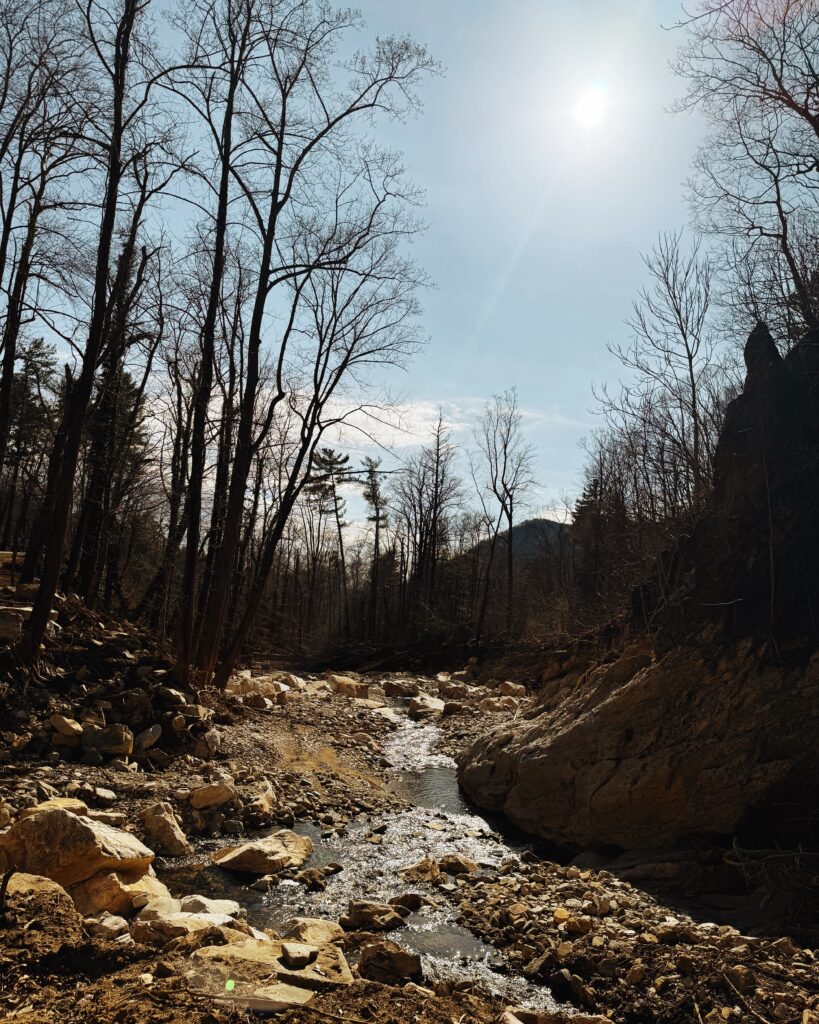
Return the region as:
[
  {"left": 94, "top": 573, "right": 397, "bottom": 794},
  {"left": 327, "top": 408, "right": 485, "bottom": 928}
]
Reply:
[{"left": 473, "top": 388, "right": 536, "bottom": 638}]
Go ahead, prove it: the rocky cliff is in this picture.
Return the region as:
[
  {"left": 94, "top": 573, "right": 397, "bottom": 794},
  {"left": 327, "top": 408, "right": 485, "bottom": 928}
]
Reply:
[{"left": 458, "top": 325, "right": 819, "bottom": 851}]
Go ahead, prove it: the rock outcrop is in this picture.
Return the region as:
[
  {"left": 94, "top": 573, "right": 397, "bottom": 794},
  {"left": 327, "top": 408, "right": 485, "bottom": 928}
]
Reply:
[
  {"left": 458, "top": 634, "right": 819, "bottom": 848},
  {"left": 458, "top": 325, "right": 819, "bottom": 850}
]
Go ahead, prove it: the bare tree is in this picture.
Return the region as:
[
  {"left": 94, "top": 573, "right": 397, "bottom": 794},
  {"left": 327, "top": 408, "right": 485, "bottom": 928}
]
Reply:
[
  {"left": 473, "top": 388, "right": 535, "bottom": 637},
  {"left": 603, "top": 231, "right": 726, "bottom": 514},
  {"left": 675, "top": 0, "right": 819, "bottom": 339}
]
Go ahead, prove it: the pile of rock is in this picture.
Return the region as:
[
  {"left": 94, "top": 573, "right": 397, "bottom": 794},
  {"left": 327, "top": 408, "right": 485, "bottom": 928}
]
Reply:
[{"left": 446, "top": 854, "right": 819, "bottom": 1023}]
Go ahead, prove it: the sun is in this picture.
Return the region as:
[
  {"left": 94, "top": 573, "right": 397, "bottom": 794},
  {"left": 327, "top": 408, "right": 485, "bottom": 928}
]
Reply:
[{"left": 573, "top": 82, "right": 610, "bottom": 129}]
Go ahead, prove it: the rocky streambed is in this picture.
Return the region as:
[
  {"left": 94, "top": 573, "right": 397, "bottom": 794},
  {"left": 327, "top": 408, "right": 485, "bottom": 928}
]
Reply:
[
  {"left": 0, "top": 667, "right": 817, "bottom": 1024},
  {"left": 159, "top": 713, "right": 559, "bottom": 1011}
]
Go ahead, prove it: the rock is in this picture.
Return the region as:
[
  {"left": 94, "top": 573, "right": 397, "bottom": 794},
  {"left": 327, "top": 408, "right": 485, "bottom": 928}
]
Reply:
[
  {"left": 194, "top": 728, "right": 221, "bottom": 759},
  {"left": 85, "top": 724, "right": 134, "bottom": 757},
  {"left": 281, "top": 941, "right": 318, "bottom": 968},
  {"left": 358, "top": 940, "right": 423, "bottom": 984},
  {"left": 192, "top": 936, "right": 354, "bottom": 989},
  {"left": 725, "top": 964, "right": 755, "bottom": 993},
  {"left": 140, "top": 802, "right": 192, "bottom": 856},
  {"left": 408, "top": 694, "right": 445, "bottom": 720},
  {"left": 399, "top": 858, "right": 443, "bottom": 883},
  {"left": 438, "top": 853, "right": 478, "bottom": 875},
  {"left": 134, "top": 724, "right": 162, "bottom": 753},
  {"left": 50, "top": 714, "right": 84, "bottom": 738},
  {"left": 324, "top": 673, "right": 370, "bottom": 699},
  {"left": 131, "top": 911, "right": 250, "bottom": 946},
  {"left": 0, "top": 808, "right": 154, "bottom": 888},
  {"left": 189, "top": 975, "right": 315, "bottom": 1012},
  {"left": 211, "top": 829, "right": 313, "bottom": 874},
  {"left": 134, "top": 896, "right": 183, "bottom": 920},
  {"left": 86, "top": 913, "right": 130, "bottom": 940},
  {"left": 499, "top": 681, "right": 526, "bottom": 697},
  {"left": 341, "top": 900, "right": 405, "bottom": 932},
  {"left": 244, "top": 779, "right": 275, "bottom": 818},
  {"left": 283, "top": 917, "right": 345, "bottom": 945},
  {"left": 180, "top": 895, "right": 242, "bottom": 918},
  {"left": 479, "top": 697, "right": 504, "bottom": 713},
  {"left": 190, "top": 781, "right": 236, "bottom": 809},
  {"left": 459, "top": 636, "right": 819, "bottom": 848},
  {"left": 70, "top": 867, "right": 171, "bottom": 916},
  {"left": 384, "top": 679, "right": 419, "bottom": 698},
  {"left": 0, "top": 607, "right": 23, "bottom": 641},
  {"left": 438, "top": 679, "right": 471, "bottom": 699},
  {"left": 19, "top": 797, "right": 89, "bottom": 818}
]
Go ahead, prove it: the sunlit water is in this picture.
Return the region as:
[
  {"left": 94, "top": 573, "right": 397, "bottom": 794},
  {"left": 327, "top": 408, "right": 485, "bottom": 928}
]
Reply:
[{"left": 162, "top": 710, "right": 556, "bottom": 1010}]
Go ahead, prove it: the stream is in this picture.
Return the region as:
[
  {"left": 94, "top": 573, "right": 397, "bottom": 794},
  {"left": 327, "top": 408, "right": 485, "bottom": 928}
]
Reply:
[{"left": 163, "top": 713, "right": 557, "bottom": 1012}]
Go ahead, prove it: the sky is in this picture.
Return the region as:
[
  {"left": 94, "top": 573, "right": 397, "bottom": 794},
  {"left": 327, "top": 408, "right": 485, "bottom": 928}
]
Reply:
[{"left": 336, "top": 0, "right": 708, "bottom": 515}]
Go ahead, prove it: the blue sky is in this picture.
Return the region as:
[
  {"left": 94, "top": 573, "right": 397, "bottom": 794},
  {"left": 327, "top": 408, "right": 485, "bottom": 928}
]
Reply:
[{"left": 341, "top": 0, "right": 707, "bottom": 512}]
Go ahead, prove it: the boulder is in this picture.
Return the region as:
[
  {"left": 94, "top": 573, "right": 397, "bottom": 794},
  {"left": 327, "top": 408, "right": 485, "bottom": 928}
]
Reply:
[
  {"left": 438, "top": 679, "right": 471, "bottom": 699},
  {"left": 190, "top": 781, "right": 236, "bottom": 809},
  {"left": 0, "top": 808, "right": 154, "bottom": 888},
  {"left": 324, "top": 673, "right": 370, "bottom": 699},
  {"left": 211, "top": 829, "right": 313, "bottom": 875},
  {"left": 399, "top": 858, "right": 443, "bottom": 883},
  {"left": 131, "top": 911, "right": 251, "bottom": 946},
  {"left": 499, "top": 681, "right": 526, "bottom": 697},
  {"left": 383, "top": 679, "right": 419, "bottom": 698},
  {"left": 281, "top": 941, "right": 318, "bottom": 968},
  {"left": 358, "top": 940, "right": 423, "bottom": 984},
  {"left": 83, "top": 723, "right": 134, "bottom": 757},
  {"left": 408, "top": 694, "right": 445, "bottom": 720},
  {"left": 244, "top": 779, "right": 276, "bottom": 818},
  {"left": 180, "top": 894, "right": 242, "bottom": 918},
  {"left": 438, "top": 853, "right": 478, "bottom": 875},
  {"left": 283, "top": 917, "right": 345, "bottom": 945},
  {"left": 85, "top": 913, "right": 130, "bottom": 940},
  {"left": 140, "top": 801, "right": 192, "bottom": 856},
  {"left": 340, "top": 900, "right": 404, "bottom": 932},
  {"left": 50, "top": 714, "right": 84, "bottom": 738},
  {"left": 192, "top": 937, "right": 353, "bottom": 989},
  {"left": 134, "top": 724, "right": 162, "bottom": 753},
  {"left": 0, "top": 607, "right": 23, "bottom": 642},
  {"left": 70, "top": 867, "right": 171, "bottom": 916}
]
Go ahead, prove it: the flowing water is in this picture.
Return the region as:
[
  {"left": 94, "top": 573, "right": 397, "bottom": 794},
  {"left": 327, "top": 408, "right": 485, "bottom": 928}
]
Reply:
[{"left": 163, "top": 714, "right": 557, "bottom": 1011}]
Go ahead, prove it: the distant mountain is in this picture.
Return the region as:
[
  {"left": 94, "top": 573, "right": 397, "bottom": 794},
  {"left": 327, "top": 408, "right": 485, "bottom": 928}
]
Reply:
[{"left": 475, "top": 517, "right": 570, "bottom": 561}]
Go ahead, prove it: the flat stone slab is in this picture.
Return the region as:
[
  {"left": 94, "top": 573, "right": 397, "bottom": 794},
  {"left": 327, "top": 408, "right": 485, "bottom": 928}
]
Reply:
[{"left": 193, "top": 937, "right": 353, "bottom": 990}]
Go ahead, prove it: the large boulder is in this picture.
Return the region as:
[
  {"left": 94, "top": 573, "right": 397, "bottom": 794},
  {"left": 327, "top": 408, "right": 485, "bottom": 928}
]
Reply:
[{"left": 0, "top": 808, "right": 154, "bottom": 887}]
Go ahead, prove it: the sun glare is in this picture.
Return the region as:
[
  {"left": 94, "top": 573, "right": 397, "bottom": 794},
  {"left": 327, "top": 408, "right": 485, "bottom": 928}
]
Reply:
[{"left": 573, "top": 82, "right": 610, "bottom": 129}]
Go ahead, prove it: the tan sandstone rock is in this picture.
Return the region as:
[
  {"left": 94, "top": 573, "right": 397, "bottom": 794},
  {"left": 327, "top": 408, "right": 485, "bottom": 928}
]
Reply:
[
  {"left": 211, "top": 829, "right": 313, "bottom": 875},
  {"left": 0, "top": 808, "right": 154, "bottom": 888}
]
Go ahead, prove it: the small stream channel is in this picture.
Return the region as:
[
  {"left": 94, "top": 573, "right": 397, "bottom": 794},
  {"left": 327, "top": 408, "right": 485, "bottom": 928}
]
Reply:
[{"left": 163, "top": 714, "right": 557, "bottom": 1011}]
